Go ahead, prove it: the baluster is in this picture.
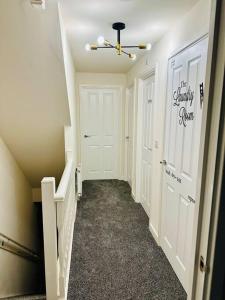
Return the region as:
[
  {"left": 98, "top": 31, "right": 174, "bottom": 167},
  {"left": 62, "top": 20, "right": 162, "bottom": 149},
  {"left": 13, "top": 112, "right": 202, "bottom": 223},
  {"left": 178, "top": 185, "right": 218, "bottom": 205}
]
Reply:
[{"left": 57, "top": 200, "right": 66, "bottom": 298}]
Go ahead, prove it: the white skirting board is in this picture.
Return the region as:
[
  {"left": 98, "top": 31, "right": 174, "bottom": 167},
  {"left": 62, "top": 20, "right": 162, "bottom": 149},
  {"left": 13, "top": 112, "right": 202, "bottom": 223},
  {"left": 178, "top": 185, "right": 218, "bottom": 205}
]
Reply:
[
  {"left": 149, "top": 222, "right": 159, "bottom": 245},
  {"left": 141, "top": 202, "right": 150, "bottom": 218}
]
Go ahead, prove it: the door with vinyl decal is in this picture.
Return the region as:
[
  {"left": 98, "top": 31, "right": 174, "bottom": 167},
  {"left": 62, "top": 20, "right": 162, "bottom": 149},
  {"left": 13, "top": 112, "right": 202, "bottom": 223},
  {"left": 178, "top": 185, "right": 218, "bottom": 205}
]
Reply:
[{"left": 161, "top": 38, "right": 208, "bottom": 292}]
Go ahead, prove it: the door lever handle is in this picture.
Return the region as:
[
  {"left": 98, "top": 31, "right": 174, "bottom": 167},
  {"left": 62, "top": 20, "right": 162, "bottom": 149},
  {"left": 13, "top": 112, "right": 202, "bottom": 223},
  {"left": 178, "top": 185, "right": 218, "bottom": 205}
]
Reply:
[
  {"left": 84, "top": 134, "right": 91, "bottom": 138},
  {"left": 188, "top": 195, "right": 196, "bottom": 204},
  {"left": 160, "top": 160, "right": 167, "bottom": 165}
]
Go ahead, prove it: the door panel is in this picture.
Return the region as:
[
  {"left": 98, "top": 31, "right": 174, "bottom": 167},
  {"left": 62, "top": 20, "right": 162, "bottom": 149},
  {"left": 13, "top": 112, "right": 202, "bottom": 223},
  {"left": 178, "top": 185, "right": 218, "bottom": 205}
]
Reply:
[
  {"left": 81, "top": 88, "right": 120, "bottom": 180},
  {"left": 164, "top": 183, "right": 177, "bottom": 249},
  {"left": 86, "top": 146, "right": 101, "bottom": 176},
  {"left": 161, "top": 38, "right": 208, "bottom": 292},
  {"left": 103, "top": 92, "right": 114, "bottom": 135},
  {"left": 176, "top": 195, "right": 190, "bottom": 269},
  {"left": 102, "top": 90, "right": 118, "bottom": 178},
  {"left": 168, "top": 66, "right": 183, "bottom": 169}
]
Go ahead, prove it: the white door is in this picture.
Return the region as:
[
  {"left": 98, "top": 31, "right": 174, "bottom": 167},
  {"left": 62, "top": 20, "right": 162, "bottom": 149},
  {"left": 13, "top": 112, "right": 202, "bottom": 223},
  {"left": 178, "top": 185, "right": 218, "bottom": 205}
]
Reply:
[
  {"left": 80, "top": 87, "right": 120, "bottom": 180},
  {"left": 140, "top": 76, "right": 155, "bottom": 216},
  {"left": 126, "top": 86, "right": 134, "bottom": 186},
  {"left": 161, "top": 38, "right": 208, "bottom": 292}
]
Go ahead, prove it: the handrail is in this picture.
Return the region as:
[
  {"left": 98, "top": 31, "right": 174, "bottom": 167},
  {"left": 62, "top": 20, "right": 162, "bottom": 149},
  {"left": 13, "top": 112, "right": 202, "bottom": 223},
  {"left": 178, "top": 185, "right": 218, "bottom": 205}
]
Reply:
[
  {"left": 0, "top": 232, "right": 37, "bottom": 254},
  {"left": 0, "top": 233, "right": 39, "bottom": 262},
  {"left": 54, "top": 159, "right": 73, "bottom": 202}
]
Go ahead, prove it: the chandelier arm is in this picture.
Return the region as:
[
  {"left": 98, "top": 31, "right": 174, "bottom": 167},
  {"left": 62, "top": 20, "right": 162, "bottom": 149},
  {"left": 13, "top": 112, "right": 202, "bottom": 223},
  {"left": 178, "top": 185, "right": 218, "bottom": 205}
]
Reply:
[
  {"left": 96, "top": 44, "right": 130, "bottom": 56},
  {"left": 95, "top": 42, "right": 115, "bottom": 49},
  {"left": 103, "top": 40, "right": 130, "bottom": 56},
  {"left": 108, "top": 42, "right": 116, "bottom": 49},
  {"left": 96, "top": 46, "right": 114, "bottom": 49},
  {"left": 122, "top": 46, "right": 140, "bottom": 48},
  {"left": 121, "top": 49, "right": 130, "bottom": 56}
]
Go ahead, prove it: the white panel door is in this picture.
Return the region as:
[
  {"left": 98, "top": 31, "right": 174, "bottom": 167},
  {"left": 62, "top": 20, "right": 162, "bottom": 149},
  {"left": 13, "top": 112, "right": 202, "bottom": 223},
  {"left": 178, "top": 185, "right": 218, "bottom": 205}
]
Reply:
[
  {"left": 161, "top": 38, "right": 208, "bottom": 292},
  {"left": 126, "top": 86, "right": 134, "bottom": 186},
  {"left": 140, "top": 76, "right": 155, "bottom": 216},
  {"left": 81, "top": 88, "right": 120, "bottom": 180}
]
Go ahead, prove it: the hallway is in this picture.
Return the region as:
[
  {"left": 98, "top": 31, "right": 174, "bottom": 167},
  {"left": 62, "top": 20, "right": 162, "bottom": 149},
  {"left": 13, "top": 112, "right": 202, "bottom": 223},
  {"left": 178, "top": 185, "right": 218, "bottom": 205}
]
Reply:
[
  {"left": 0, "top": 0, "right": 223, "bottom": 298},
  {"left": 67, "top": 180, "right": 186, "bottom": 300}
]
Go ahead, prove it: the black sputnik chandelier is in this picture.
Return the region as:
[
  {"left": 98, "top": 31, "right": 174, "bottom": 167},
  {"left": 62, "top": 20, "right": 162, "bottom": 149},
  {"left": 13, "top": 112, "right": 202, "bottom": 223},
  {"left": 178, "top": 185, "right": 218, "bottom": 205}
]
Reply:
[{"left": 85, "top": 22, "right": 152, "bottom": 61}]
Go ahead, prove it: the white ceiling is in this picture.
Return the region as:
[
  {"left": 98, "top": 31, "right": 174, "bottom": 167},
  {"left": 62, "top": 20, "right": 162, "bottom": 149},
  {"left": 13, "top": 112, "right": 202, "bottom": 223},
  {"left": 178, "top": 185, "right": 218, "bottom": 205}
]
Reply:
[{"left": 60, "top": 0, "right": 198, "bottom": 73}]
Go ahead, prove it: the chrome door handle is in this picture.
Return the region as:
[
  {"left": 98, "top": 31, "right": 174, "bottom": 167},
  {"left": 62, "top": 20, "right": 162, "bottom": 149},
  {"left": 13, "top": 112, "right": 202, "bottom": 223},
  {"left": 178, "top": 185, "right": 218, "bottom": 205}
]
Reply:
[
  {"left": 160, "top": 160, "right": 167, "bottom": 165},
  {"left": 84, "top": 135, "right": 91, "bottom": 138},
  {"left": 188, "top": 195, "right": 196, "bottom": 204}
]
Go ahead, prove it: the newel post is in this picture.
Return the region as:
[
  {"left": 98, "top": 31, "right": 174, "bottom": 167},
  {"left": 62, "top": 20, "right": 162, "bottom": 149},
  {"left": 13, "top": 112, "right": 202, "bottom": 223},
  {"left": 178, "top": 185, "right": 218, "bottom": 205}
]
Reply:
[{"left": 41, "top": 177, "right": 58, "bottom": 300}]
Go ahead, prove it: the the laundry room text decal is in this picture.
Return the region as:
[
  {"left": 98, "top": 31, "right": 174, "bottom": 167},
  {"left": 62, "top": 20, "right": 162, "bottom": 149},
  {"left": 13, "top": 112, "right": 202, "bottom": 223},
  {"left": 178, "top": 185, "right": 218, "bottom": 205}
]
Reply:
[
  {"left": 173, "top": 80, "right": 195, "bottom": 127},
  {"left": 166, "top": 169, "right": 182, "bottom": 183}
]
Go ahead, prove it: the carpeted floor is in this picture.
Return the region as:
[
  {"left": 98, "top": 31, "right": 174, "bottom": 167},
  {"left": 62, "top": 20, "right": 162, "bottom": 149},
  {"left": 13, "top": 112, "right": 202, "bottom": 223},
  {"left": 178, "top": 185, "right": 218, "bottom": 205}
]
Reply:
[{"left": 67, "top": 180, "right": 187, "bottom": 300}]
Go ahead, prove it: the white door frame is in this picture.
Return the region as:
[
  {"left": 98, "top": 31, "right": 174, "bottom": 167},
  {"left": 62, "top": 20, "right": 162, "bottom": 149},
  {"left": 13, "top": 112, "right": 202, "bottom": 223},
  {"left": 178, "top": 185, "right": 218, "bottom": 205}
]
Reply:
[
  {"left": 124, "top": 87, "right": 130, "bottom": 182},
  {"left": 124, "top": 85, "right": 134, "bottom": 184},
  {"left": 135, "top": 64, "right": 161, "bottom": 243},
  {"left": 130, "top": 79, "right": 139, "bottom": 201},
  {"left": 79, "top": 84, "right": 123, "bottom": 180},
  {"left": 135, "top": 66, "right": 159, "bottom": 216}
]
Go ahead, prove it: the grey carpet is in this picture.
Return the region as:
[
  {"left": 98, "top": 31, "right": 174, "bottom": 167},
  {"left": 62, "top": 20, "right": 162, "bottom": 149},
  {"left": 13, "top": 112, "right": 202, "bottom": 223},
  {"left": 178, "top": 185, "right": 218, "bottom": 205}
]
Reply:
[{"left": 68, "top": 180, "right": 187, "bottom": 300}]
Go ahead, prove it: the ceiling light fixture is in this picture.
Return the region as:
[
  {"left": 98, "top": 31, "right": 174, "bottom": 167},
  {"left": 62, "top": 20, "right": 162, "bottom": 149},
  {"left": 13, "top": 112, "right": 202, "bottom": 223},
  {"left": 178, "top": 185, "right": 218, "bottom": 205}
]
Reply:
[{"left": 85, "top": 22, "right": 151, "bottom": 61}]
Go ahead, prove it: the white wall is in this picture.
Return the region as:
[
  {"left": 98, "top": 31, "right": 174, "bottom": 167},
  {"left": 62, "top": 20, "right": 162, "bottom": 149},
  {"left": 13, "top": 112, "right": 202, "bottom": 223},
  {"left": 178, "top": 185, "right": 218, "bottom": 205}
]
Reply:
[
  {"left": 75, "top": 72, "right": 127, "bottom": 179},
  {"left": 128, "top": 0, "right": 211, "bottom": 242},
  {"left": 0, "top": 0, "right": 72, "bottom": 187},
  {"left": 59, "top": 4, "right": 77, "bottom": 167},
  {"left": 0, "top": 137, "right": 40, "bottom": 298}
]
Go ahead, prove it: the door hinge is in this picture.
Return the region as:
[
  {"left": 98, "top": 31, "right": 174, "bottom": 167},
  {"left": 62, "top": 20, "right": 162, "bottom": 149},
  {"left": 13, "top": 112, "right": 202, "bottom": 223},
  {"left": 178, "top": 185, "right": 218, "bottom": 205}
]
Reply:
[
  {"left": 200, "top": 82, "right": 204, "bottom": 107},
  {"left": 200, "top": 255, "right": 208, "bottom": 273}
]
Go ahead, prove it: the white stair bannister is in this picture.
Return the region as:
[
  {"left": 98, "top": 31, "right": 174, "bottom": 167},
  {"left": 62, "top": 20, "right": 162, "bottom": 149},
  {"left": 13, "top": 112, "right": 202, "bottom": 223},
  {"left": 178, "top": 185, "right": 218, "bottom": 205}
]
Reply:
[
  {"left": 41, "top": 157, "right": 76, "bottom": 300},
  {"left": 41, "top": 177, "right": 58, "bottom": 300}
]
